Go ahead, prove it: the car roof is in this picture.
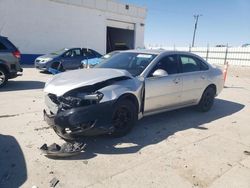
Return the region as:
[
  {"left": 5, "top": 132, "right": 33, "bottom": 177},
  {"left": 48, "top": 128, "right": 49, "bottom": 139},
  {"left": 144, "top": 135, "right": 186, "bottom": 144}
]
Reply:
[
  {"left": 121, "top": 49, "right": 198, "bottom": 56},
  {"left": 123, "top": 49, "right": 165, "bottom": 55},
  {"left": 0, "top": 36, "right": 8, "bottom": 39}
]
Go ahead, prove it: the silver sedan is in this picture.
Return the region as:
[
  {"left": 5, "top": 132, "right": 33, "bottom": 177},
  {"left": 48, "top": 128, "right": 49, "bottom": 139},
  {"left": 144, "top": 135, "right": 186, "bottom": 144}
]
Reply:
[{"left": 43, "top": 50, "right": 224, "bottom": 140}]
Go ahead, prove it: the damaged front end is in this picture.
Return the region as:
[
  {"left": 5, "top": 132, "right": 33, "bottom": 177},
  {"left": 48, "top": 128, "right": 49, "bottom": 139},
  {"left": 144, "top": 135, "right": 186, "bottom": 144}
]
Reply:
[
  {"left": 43, "top": 69, "right": 144, "bottom": 141},
  {"left": 44, "top": 85, "right": 116, "bottom": 141}
]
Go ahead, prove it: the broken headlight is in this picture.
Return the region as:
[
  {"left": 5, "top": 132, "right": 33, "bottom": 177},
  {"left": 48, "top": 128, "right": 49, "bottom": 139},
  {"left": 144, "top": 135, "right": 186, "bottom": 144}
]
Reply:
[{"left": 58, "top": 92, "right": 104, "bottom": 110}]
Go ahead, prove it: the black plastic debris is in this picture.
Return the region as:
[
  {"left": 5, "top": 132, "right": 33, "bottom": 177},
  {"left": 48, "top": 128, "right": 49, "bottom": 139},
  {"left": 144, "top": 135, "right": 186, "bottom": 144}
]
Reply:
[
  {"left": 40, "top": 142, "right": 85, "bottom": 158},
  {"left": 50, "top": 177, "right": 59, "bottom": 187}
]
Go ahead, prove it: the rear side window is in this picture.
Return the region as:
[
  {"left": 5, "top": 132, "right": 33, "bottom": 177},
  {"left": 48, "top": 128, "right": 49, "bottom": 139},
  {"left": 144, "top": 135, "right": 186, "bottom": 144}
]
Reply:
[
  {"left": 0, "top": 42, "right": 7, "bottom": 50},
  {"left": 0, "top": 38, "right": 17, "bottom": 50},
  {"left": 180, "top": 55, "right": 208, "bottom": 73},
  {"left": 90, "top": 49, "right": 102, "bottom": 58},
  {"left": 195, "top": 57, "right": 209, "bottom": 70},
  {"left": 82, "top": 49, "right": 96, "bottom": 59}
]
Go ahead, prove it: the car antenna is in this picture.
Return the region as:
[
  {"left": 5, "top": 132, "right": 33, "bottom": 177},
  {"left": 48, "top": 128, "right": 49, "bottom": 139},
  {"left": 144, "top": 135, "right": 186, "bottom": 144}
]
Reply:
[
  {"left": 86, "top": 48, "right": 89, "bottom": 67},
  {"left": 0, "top": 22, "right": 6, "bottom": 36}
]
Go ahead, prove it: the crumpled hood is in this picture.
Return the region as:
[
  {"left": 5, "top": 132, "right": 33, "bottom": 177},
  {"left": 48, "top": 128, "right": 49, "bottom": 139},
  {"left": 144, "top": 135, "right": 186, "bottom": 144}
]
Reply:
[{"left": 44, "top": 68, "right": 133, "bottom": 96}]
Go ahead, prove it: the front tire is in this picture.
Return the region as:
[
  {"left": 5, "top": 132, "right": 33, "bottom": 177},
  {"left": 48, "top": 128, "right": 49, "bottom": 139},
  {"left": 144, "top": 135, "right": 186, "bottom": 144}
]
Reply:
[
  {"left": 110, "top": 99, "right": 137, "bottom": 137},
  {"left": 0, "top": 68, "right": 8, "bottom": 88},
  {"left": 197, "top": 87, "right": 216, "bottom": 112}
]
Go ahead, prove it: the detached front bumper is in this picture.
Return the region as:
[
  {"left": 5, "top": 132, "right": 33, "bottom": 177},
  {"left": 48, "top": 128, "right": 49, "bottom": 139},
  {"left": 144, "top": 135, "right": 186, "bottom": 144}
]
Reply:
[
  {"left": 44, "top": 100, "right": 115, "bottom": 140},
  {"left": 35, "top": 62, "right": 48, "bottom": 71}
]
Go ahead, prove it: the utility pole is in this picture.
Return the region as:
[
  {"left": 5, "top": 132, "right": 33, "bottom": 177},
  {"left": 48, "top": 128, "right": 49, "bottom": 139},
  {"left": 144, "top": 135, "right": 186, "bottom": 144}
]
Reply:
[{"left": 192, "top": 14, "right": 202, "bottom": 47}]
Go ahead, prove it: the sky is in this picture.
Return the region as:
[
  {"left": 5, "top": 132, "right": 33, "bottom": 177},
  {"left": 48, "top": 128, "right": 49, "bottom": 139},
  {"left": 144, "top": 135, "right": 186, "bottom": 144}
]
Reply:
[{"left": 121, "top": 0, "right": 250, "bottom": 47}]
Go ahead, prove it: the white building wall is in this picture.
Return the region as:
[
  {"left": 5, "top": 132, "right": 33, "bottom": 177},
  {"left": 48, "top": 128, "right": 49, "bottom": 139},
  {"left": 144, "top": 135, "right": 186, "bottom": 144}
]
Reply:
[{"left": 0, "top": 0, "right": 146, "bottom": 55}]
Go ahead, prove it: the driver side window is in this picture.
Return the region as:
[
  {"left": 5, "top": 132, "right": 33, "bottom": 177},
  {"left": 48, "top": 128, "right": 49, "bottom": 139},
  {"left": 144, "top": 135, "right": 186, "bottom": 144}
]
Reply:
[
  {"left": 64, "top": 50, "right": 72, "bottom": 57},
  {"left": 149, "top": 55, "right": 179, "bottom": 77},
  {"left": 64, "top": 49, "right": 81, "bottom": 58}
]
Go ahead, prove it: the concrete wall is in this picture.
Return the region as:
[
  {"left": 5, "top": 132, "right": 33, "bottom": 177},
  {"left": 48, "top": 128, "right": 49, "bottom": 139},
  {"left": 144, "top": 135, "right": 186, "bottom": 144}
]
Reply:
[{"left": 0, "top": 0, "right": 146, "bottom": 56}]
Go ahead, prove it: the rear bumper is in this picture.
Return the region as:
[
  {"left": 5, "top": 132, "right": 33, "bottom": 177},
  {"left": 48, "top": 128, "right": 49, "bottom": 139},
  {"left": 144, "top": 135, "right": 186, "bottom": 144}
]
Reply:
[
  {"left": 44, "top": 100, "right": 115, "bottom": 140},
  {"left": 9, "top": 67, "right": 23, "bottom": 79}
]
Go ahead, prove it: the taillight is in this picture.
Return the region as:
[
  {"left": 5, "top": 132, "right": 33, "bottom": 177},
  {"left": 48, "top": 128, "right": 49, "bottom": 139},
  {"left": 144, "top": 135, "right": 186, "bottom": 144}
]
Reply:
[{"left": 13, "top": 50, "right": 21, "bottom": 59}]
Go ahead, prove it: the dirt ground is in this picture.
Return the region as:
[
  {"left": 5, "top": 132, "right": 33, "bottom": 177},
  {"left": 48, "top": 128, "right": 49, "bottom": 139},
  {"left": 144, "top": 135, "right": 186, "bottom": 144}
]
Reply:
[{"left": 0, "top": 65, "right": 250, "bottom": 188}]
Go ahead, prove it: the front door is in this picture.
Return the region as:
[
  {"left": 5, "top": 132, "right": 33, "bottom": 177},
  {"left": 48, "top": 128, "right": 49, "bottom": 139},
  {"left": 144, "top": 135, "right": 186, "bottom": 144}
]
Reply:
[
  {"left": 62, "top": 48, "right": 82, "bottom": 69},
  {"left": 144, "top": 55, "right": 182, "bottom": 114}
]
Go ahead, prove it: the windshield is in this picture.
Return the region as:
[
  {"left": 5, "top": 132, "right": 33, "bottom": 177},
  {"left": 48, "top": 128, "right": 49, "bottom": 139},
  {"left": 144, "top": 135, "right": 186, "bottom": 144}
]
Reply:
[
  {"left": 95, "top": 52, "right": 157, "bottom": 76},
  {"left": 100, "top": 51, "right": 120, "bottom": 61},
  {"left": 50, "top": 48, "right": 68, "bottom": 55}
]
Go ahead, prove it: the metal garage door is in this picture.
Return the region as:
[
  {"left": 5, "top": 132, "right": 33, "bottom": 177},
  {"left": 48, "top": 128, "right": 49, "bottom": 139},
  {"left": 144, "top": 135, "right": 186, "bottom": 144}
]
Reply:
[{"left": 106, "top": 19, "right": 135, "bottom": 53}]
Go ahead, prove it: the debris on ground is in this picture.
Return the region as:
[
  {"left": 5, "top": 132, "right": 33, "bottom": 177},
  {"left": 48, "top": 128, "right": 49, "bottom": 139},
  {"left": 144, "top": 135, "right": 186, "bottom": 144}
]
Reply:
[
  {"left": 40, "top": 142, "right": 85, "bottom": 158},
  {"left": 34, "top": 126, "right": 51, "bottom": 131},
  {"left": 244, "top": 151, "right": 250, "bottom": 155},
  {"left": 83, "top": 160, "right": 88, "bottom": 165},
  {"left": 49, "top": 177, "right": 59, "bottom": 187},
  {"left": 227, "top": 163, "right": 232, "bottom": 167},
  {"left": 0, "top": 114, "right": 19, "bottom": 118}
]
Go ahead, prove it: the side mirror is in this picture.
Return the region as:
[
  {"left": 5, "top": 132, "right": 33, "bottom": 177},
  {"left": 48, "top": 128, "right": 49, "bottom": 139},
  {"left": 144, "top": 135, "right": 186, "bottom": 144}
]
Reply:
[{"left": 152, "top": 69, "right": 168, "bottom": 77}]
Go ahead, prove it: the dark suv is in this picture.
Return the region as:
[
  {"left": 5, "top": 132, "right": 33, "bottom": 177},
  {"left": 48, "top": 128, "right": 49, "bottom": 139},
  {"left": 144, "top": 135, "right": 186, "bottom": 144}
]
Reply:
[{"left": 0, "top": 36, "right": 23, "bottom": 87}]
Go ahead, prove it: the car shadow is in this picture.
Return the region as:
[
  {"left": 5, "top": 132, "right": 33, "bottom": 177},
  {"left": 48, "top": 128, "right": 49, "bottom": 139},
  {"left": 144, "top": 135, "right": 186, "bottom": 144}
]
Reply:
[
  {"left": 0, "top": 81, "right": 45, "bottom": 92},
  {"left": 19, "top": 64, "right": 34, "bottom": 69},
  {"left": 53, "top": 99, "right": 245, "bottom": 160},
  {"left": 0, "top": 134, "right": 27, "bottom": 188},
  {"left": 39, "top": 70, "right": 51, "bottom": 74}
]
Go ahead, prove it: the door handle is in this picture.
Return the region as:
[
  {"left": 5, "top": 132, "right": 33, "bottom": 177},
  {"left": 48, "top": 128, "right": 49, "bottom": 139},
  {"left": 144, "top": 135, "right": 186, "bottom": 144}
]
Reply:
[{"left": 201, "top": 75, "right": 206, "bottom": 79}]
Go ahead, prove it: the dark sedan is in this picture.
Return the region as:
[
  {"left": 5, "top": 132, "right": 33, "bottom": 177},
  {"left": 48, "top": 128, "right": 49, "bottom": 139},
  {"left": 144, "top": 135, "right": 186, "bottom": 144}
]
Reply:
[{"left": 35, "top": 48, "right": 102, "bottom": 71}]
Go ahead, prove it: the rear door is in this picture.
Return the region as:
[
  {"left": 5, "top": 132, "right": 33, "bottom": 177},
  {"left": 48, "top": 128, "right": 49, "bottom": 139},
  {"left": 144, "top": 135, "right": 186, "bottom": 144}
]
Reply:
[
  {"left": 144, "top": 54, "right": 183, "bottom": 113},
  {"left": 61, "top": 48, "right": 82, "bottom": 69},
  {"left": 178, "top": 54, "right": 209, "bottom": 104}
]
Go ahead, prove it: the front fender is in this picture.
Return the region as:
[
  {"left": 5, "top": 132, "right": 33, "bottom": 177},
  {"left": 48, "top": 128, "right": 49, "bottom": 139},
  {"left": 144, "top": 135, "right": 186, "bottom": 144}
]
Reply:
[{"left": 99, "top": 78, "right": 144, "bottom": 114}]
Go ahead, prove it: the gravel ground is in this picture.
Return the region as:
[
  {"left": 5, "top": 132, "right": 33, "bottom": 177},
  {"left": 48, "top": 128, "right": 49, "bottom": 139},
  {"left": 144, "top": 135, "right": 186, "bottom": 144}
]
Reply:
[{"left": 0, "top": 66, "right": 250, "bottom": 188}]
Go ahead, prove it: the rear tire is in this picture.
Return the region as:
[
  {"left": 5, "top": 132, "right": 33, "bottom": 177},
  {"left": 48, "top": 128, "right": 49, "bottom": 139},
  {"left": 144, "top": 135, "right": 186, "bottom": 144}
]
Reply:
[
  {"left": 0, "top": 67, "right": 8, "bottom": 88},
  {"left": 79, "top": 64, "right": 84, "bottom": 69},
  {"left": 197, "top": 87, "right": 216, "bottom": 112},
  {"left": 110, "top": 99, "right": 137, "bottom": 137}
]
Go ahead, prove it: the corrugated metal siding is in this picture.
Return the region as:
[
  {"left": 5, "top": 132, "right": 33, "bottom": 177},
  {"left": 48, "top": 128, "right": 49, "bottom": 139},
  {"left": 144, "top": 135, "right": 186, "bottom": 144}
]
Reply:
[{"left": 149, "top": 46, "right": 250, "bottom": 66}]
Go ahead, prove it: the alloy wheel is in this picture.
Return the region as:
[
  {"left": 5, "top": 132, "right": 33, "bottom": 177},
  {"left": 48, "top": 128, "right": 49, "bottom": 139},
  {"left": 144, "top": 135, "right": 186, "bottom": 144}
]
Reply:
[
  {"left": 0, "top": 70, "right": 6, "bottom": 85},
  {"left": 113, "top": 106, "right": 132, "bottom": 132}
]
